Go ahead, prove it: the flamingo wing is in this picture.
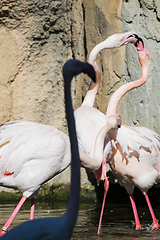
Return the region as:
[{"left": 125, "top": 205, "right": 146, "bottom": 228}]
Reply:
[
  {"left": 0, "top": 121, "right": 70, "bottom": 194},
  {"left": 116, "top": 125, "right": 160, "bottom": 157},
  {"left": 75, "top": 106, "right": 107, "bottom": 158}
]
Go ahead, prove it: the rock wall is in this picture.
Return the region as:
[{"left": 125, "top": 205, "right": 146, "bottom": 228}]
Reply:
[
  {"left": 0, "top": 0, "right": 160, "bottom": 186},
  {"left": 120, "top": 0, "right": 160, "bottom": 134},
  {"left": 0, "top": 0, "right": 74, "bottom": 131}
]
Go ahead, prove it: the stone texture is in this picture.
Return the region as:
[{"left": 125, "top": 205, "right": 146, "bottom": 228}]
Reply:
[
  {"left": 120, "top": 0, "right": 160, "bottom": 134},
  {"left": 0, "top": 0, "right": 160, "bottom": 186}
]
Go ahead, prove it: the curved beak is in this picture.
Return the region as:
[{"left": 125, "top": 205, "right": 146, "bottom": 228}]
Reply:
[
  {"left": 127, "top": 34, "right": 144, "bottom": 48},
  {"left": 127, "top": 34, "right": 148, "bottom": 53}
]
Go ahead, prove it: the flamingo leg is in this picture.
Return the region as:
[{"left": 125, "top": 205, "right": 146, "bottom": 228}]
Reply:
[
  {"left": 129, "top": 194, "right": 141, "bottom": 230},
  {"left": 97, "top": 156, "right": 109, "bottom": 235},
  {"left": 144, "top": 193, "right": 159, "bottom": 230},
  {"left": 0, "top": 195, "right": 27, "bottom": 236},
  {"left": 97, "top": 176, "right": 109, "bottom": 235},
  {"left": 30, "top": 197, "right": 36, "bottom": 220}
]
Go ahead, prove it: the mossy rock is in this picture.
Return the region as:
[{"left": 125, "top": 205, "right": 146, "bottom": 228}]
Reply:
[{"left": 0, "top": 183, "right": 97, "bottom": 204}]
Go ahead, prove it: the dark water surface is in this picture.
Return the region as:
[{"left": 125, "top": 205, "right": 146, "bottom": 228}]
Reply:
[{"left": 0, "top": 200, "right": 160, "bottom": 239}]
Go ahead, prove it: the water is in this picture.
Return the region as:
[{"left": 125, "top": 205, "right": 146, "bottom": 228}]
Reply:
[{"left": 0, "top": 200, "right": 160, "bottom": 239}]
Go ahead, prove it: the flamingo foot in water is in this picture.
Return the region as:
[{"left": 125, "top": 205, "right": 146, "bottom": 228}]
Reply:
[
  {"left": 0, "top": 195, "right": 27, "bottom": 236},
  {"left": 135, "top": 223, "right": 141, "bottom": 231},
  {"left": 129, "top": 194, "right": 141, "bottom": 230},
  {"left": 146, "top": 221, "right": 159, "bottom": 232},
  {"left": 151, "top": 221, "right": 159, "bottom": 231},
  {"left": 144, "top": 193, "right": 159, "bottom": 231},
  {"left": 30, "top": 197, "right": 36, "bottom": 220},
  {"left": 0, "top": 227, "right": 9, "bottom": 237},
  {"left": 97, "top": 177, "right": 109, "bottom": 235}
]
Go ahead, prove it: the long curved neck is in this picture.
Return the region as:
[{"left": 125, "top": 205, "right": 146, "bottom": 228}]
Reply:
[
  {"left": 82, "top": 41, "right": 111, "bottom": 107},
  {"left": 106, "top": 59, "right": 148, "bottom": 117},
  {"left": 64, "top": 76, "right": 80, "bottom": 227},
  {"left": 79, "top": 121, "right": 116, "bottom": 171}
]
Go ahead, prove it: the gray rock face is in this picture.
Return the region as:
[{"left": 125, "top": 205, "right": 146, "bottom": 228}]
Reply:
[
  {"left": 120, "top": 0, "right": 160, "bottom": 134},
  {"left": 0, "top": 0, "right": 160, "bottom": 185}
]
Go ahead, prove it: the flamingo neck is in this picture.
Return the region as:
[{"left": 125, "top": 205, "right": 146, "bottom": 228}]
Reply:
[
  {"left": 64, "top": 77, "right": 80, "bottom": 228},
  {"left": 79, "top": 120, "right": 116, "bottom": 171},
  {"left": 106, "top": 63, "right": 148, "bottom": 117},
  {"left": 82, "top": 40, "right": 111, "bottom": 107}
]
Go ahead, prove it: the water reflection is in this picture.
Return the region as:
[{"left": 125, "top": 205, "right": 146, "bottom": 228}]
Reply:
[{"left": 0, "top": 201, "right": 160, "bottom": 240}]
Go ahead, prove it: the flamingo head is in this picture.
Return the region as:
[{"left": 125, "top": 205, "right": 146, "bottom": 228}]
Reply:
[
  {"left": 126, "top": 33, "right": 148, "bottom": 53},
  {"left": 107, "top": 114, "right": 122, "bottom": 129},
  {"left": 124, "top": 33, "right": 141, "bottom": 45},
  {"left": 116, "top": 114, "right": 122, "bottom": 128},
  {"left": 125, "top": 33, "right": 149, "bottom": 67},
  {"left": 135, "top": 39, "right": 148, "bottom": 53},
  {"left": 138, "top": 50, "right": 150, "bottom": 68},
  {"left": 101, "top": 31, "right": 136, "bottom": 48}
]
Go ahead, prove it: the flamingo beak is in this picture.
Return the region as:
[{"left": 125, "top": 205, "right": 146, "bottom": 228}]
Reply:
[
  {"left": 95, "top": 166, "right": 102, "bottom": 186},
  {"left": 127, "top": 34, "right": 148, "bottom": 53},
  {"left": 134, "top": 35, "right": 144, "bottom": 48},
  {"left": 117, "top": 114, "right": 121, "bottom": 128},
  {"left": 127, "top": 34, "right": 144, "bottom": 48},
  {"left": 95, "top": 157, "right": 107, "bottom": 185}
]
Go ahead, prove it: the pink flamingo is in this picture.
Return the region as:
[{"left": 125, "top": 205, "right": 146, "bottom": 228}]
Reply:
[
  {"left": 0, "top": 120, "right": 72, "bottom": 236},
  {"left": 74, "top": 32, "right": 142, "bottom": 233},
  {"left": 0, "top": 59, "right": 121, "bottom": 240},
  {"left": 105, "top": 43, "right": 160, "bottom": 231}
]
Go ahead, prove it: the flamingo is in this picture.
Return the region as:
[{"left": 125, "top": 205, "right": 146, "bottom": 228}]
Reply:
[
  {"left": 0, "top": 121, "right": 72, "bottom": 236},
  {"left": 0, "top": 59, "right": 122, "bottom": 240},
  {"left": 74, "top": 31, "right": 142, "bottom": 233},
  {"left": 105, "top": 42, "right": 160, "bottom": 231}
]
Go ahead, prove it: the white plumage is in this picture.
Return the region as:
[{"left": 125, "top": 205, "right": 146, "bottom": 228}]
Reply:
[
  {"left": 0, "top": 120, "right": 71, "bottom": 236},
  {"left": 0, "top": 120, "right": 70, "bottom": 196}
]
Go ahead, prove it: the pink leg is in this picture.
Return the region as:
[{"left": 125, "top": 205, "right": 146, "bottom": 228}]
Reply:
[
  {"left": 0, "top": 195, "right": 27, "bottom": 236},
  {"left": 97, "top": 177, "right": 109, "bottom": 235},
  {"left": 144, "top": 193, "right": 159, "bottom": 230},
  {"left": 30, "top": 197, "right": 35, "bottom": 220},
  {"left": 129, "top": 194, "right": 141, "bottom": 230}
]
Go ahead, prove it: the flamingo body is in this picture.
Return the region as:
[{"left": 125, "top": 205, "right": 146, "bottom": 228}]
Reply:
[
  {"left": 0, "top": 121, "right": 70, "bottom": 197},
  {"left": 75, "top": 106, "right": 107, "bottom": 160},
  {"left": 110, "top": 125, "right": 160, "bottom": 195}
]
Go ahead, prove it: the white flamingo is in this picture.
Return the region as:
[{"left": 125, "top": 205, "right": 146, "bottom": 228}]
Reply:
[{"left": 105, "top": 42, "right": 160, "bottom": 231}]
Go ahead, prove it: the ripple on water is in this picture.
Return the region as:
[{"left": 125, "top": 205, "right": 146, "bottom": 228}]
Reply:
[{"left": 0, "top": 202, "right": 160, "bottom": 240}]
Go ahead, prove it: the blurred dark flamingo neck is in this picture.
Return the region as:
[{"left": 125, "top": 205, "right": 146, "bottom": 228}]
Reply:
[{"left": 63, "top": 71, "right": 81, "bottom": 229}]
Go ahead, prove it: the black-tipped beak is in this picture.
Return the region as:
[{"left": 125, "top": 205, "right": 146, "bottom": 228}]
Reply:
[
  {"left": 127, "top": 34, "right": 144, "bottom": 48},
  {"left": 118, "top": 124, "right": 121, "bottom": 128}
]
